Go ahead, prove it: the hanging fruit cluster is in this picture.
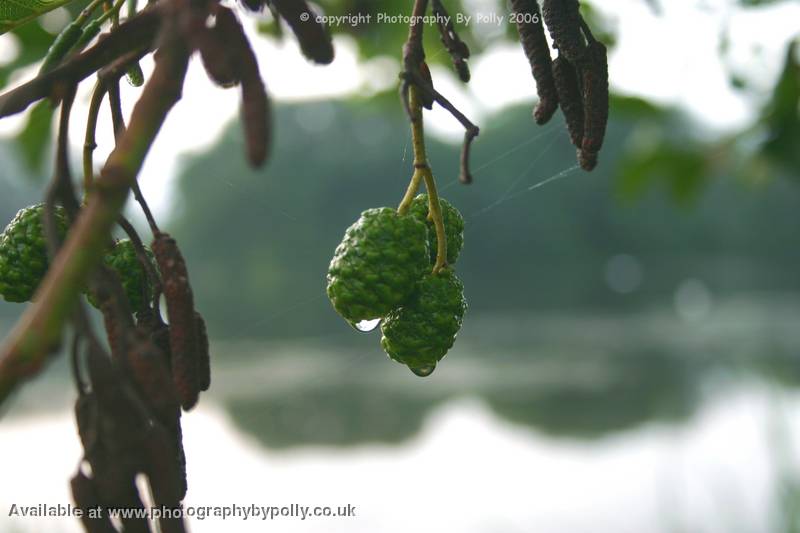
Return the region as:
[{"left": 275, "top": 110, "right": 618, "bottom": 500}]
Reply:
[
  {"left": 511, "top": 0, "right": 610, "bottom": 171},
  {"left": 327, "top": 192, "right": 467, "bottom": 376},
  {"left": 327, "top": 198, "right": 467, "bottom": 376},
  {"left": 327, "top": 58, "right": 469, "bottom": 377}
]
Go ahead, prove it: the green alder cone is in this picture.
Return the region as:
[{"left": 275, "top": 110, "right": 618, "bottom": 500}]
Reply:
[
  {"left": 87, "top": 239, "right": 155, "bottom": 313},
  {"left": 0, "top": 204, "right": 68, "bottom": 303},
  {"left": 408, "top": 194, "right": 465, "bottom": 265},
  {"left": 380, "top": 269, "right": 467, "bottom": 376},
  {"left": 327, "top": 207, "right": 430, "bottom": 323}
]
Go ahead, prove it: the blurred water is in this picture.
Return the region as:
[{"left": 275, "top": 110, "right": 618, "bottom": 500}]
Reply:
[{"left": 1, "top": 296, "right": 800, "bottom": 532}]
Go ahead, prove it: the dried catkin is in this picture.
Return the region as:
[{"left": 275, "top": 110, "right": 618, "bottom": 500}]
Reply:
[
  {"left": 215, "top": 8, "right": 272, "bottom": 168},
  {"left": 541, "top": 0, "right": 586, "bottom": 63},
  {"left": 579, "top": 41, "right": 609, "bottom": 171},
  {"left": 195, "top": 312, "right": 211, "bottom": 392},
  {"left": 510, "top": 0, "right": 558, "bottom": 125},
  {"left": 142, "top": 422, "right": 186, "bottom": 508},
  {"left": 128, "top": 321, "right": 189, "bottom": 501},
  {"left": 552, "top": 54, "right": 584, "bottom": 148},
  {"left": 125, "top": 330, "right": 180, "bottom": 430},
  {"left": 70, "top": 471, "right": 116, "bottom": 533},
  {"left": 136, "top": 309, "right": 172, "bottom": 358},
  {"left": 270, "top": 0, "right": 335, "bottom": 65},
  {"left": 75, "top": 393, "right": 99, "bottom": 456},
  {"left": 152, "top": 232, "right": 200, "bottom": 411},
  {"left": 198, "top": 24, "right": 240, "bottom": 89},
  {"left": 84, "top": 347, "right": 153, "bottom": 533}
]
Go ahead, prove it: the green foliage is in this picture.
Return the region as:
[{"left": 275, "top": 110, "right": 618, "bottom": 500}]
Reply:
[
  {"left": 759, "top": 41, "right": 800, "bottom": 176},
  {"left": 0, "top": 0, "right": 77, "bottom": 35},
  {"left": 15, "top": 101, "right": 54, "bottom": 175},
  {"left": 0, "top": 23, "right": 55, "bottom": 89},
  {"left": 617, "top": 143, "right": 709, "bottom": 204}
]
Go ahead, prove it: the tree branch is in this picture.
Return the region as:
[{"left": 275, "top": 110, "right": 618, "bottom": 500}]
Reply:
[
  {"left": 0, "top": 20, "right": 191, "bottom": 406},
  {"left": 0, "top": 4, "right": 162, "bottom": 119}
]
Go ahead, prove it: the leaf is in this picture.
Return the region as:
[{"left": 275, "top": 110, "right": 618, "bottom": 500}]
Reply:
[
  {"left": 15, "top": 100, "right": 54, "bottom": 175},
  {"left": 617, "top": 143, "right": 708, "bottom": 204},
  {"left": 0, "top": 22, "right": 55, "bottom": 89},
  {"left": 0, "top": 0, "right": 79, "bottom": 35},
  {"left": 759, "top": 41, "right": 800, "bottom": 175}
]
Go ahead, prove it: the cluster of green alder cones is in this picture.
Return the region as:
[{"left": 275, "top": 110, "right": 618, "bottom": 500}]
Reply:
[
  {"left": 0, "top": 204, "right": 153, "bottom": 312},
  {"left": 326, "top": 194, "right": 467, "bottom": 377}
]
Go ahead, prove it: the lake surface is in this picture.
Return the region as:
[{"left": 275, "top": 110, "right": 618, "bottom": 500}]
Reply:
[{"left": 2, "top": 297, "right": 800, "bottom": 532}]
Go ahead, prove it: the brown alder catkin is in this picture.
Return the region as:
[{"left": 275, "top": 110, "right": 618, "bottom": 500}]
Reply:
[
  {"left": 125, "top": 330, "right": 180, "bottom": 429},
  {"left": 270, "top": 0, "right": 335, "bottom": 65},
  {"left": 152, "top": 232, "right": 200, "bottom": 411},
  {"left": 71, "top": 471, "right": 117, "bottom": 533},
  {"left": 215, "top": 8, "right": 271, "bottom": 168},
  {"left": 195, "top": 312, "right": 211, "bottom": 392},
  {"left": 552, "top": 54, "right": 584, "bottom": 148},
  {"left": 579, "top": 40, "right": 609, "bottom": 171},
  {"left": 510, "top": 0, "right": 559, "bottom": 124},
  {"left": 541, "top": 0, "right": 586, "bottom": 63},
  {"left": 198, "top": 25, "right": 240, "bottom": 89}
]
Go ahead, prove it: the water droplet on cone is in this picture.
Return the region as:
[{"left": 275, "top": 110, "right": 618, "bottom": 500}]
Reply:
[
  {"left": 353, "top": 318, "right": 380, "bottom": 332},
  {"left": 409, "top": 364, "right": 435, "bottom": 377}
]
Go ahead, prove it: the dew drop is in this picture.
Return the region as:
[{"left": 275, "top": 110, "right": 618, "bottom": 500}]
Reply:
[
  {"left": 353, "top": 318, "right": 380, "bottom": 332},
  {"left": 409, "top": 364, "right": 435, "bottom": 377}
]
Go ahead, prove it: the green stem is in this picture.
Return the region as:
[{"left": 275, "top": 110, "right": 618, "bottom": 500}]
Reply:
[
  {"left": 397, "top": 85, "right": 428, "bottom": 214},
  {"left": 97, "top": 0, "right": 126, "bottom": 26},
  {"left": 398, "top": 85, "right": 448, "bottom": 273},
  {"left": 422, "top": 166, "right": 447, "bottom": 274},
  {"left": 83, "top": 81, "right": 107, "bottom": 193},
  {"left": 77, "top": 0, "right": 108, "bottom": 25}
]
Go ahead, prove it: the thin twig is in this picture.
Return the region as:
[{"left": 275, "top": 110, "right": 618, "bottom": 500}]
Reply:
[
  {"left": 431, "top": 0, "right": 470, "bottom": 82},
  {"left": 400, "top": 0, "right": 479, "bottom": 184},
  {"left": 107, "top": 72, "right": 161, "bottom": 234},
  {"left": 402, "top": 70, "right": 480, "bottom": 183}
]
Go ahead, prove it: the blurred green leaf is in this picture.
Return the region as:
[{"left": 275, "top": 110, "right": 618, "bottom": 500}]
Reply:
[
  {"left": 0, "top": 23, "right": 55, "bottom": 89},
  {"left": 617, "top": 143, "right": 709, "bottom": 204},
  {"left": 0, "top": 0, "right": 77, "bottom": 36},
  {"left": 15, "top": 100, "right": 54, "bottom": 175},
  {"left": 759, "top": 40, "right": 800, "bottom": 176},
  {"left": 610, "top": 94, "right": 665, "bottom": 118}
]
